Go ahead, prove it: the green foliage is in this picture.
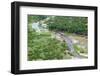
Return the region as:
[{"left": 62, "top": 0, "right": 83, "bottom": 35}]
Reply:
[
  {"left": 28, "top": 15, "right": 47, "bottom": 23},
  {"left": 27, "top": 15, "right": 88, "bottom": 60},
  {"left": 28, "top": 31, "right": 67, "bottom": 61},
  {"left": 74, "top": 45, "right": 87, "bottom": 54},
  {"left": 47, "top": 16, "right": 88, "bottom": 35}
]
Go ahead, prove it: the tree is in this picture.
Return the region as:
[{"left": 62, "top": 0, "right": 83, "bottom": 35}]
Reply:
[
  {"left": 47, "top": 16, "right": 87, "bottom": 35},
  {"left": 28, "top": 15, "right": 47, "bottom": 23}
]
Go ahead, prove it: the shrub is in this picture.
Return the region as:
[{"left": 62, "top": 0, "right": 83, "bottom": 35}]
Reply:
[{"left": 28, "top": 31, "right": 67, "bottom": 60}]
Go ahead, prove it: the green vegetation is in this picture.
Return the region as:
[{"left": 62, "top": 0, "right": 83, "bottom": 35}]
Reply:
[
  {"left": 47, "top": 16, "right": 87, "bottom": 35},
  {"left": 28, "top": 15, "right": 88, "bottom": 60},
  {"left": 74, "top": 44, "right": 87, "bottom": 54},
  {"left": 28, "top": 15, "right": 47, "bottom": 23},
  {"left": 28, "top": 31, "right": 67, "bottom": 60}
]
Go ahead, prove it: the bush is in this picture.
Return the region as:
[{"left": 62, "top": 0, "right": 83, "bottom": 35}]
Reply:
[{"left": 28, "top": 31, "right": 67, "bottom": 60}]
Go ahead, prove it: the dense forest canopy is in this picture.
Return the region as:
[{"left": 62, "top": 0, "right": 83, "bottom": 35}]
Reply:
[
  {"left": 28, "top": 15, "right": 47, "bottom": 23},
  {"left": 46, "top": 16, "right": 87, "bottom": 35},
  {"left": 28, "top": 15, "right": 88, "bottom": 35}
]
